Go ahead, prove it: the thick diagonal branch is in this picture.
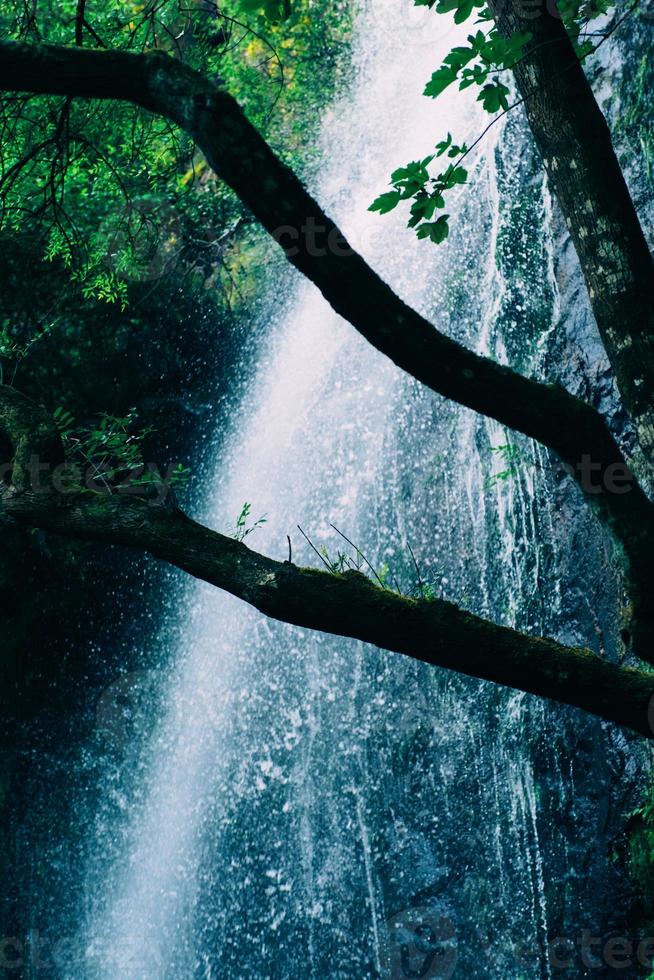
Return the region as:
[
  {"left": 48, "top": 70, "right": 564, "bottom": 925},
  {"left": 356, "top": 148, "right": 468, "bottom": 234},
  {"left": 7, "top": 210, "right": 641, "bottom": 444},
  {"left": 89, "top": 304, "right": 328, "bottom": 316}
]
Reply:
[{"left": 1, "top": 42, "right": 654, "bottom": 647}]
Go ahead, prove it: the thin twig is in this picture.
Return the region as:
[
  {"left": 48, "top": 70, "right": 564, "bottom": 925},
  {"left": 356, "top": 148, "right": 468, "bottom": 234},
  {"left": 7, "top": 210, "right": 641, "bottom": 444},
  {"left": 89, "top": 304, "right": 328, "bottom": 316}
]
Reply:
[
  {"left": 296, "top": 524, "right": 333, "bottom": 572},
  {"left": 406, "top": 540, "right": 424, "bottom": 594},
  {"left": 75, "top": 0, "right": 87, "bottom": 46},
  {"left": 329, "top": 522, "right": 386, "bottom": 588}
]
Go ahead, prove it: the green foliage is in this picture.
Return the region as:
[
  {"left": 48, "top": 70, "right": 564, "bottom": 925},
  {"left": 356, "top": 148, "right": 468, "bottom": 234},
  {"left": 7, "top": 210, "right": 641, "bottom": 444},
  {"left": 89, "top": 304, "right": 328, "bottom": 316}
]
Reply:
[
  {"left": 53, "top": 407, "right": 190, "bottom": 494},
  {"left": 558, "top": 0, "right": 614, "bottom": 55},
  {"left": 613, "top": 39, "right": 654, "bottom": 184},
  {"left": 368, "top": 191, "right": 402, "bottom": 215},
  {"left": 80, "top": 271, "right": 130, "bottom": 310},
  {"left": 73, "top": 413, "right": 155, "bottom": 480},
  {"left": 319, "top": 544, "right": 354, "bottom": 574},
  {"left": 485, "top": 442, "right": 532, "bottom": 488},
  {"left": 416, "top": 0, "right": 485, "bottom": 23},
  {"left": 423, "top": 27, "right": 532, "bottom": 99},
  {"left": 416, "top": 214, "right": 451, "bottom": 244},
  {"left": 52, "top": 406, "right": 76, "bottom": 439},
  {"left": 0, "top": 0, "right": 354, "bottom": 510},
  {"left": 0, "top": 0, "right": 353, "bottom": 313},
  {"left": 369, "top": 137, "right": 467, "bottom": 241},
  {"left": 624, "top": 778, "right": 654, "bottom": 942},
  {"left": 237, "top": 0, "right": 291, "bottom": 20},
  {"left": 477, "top": 79, "right": 510, "bottom": 113},
  {"left": 232, "top": 502, "right": 268, "bottom": 542},
  {"left": 370, "top": 0, "right": 615, "bottom": 245},
  {"left": 0, "top": 327, "right": 27, "bottom": 361},
  {"left": 415, "top": 580, "right": 438, "bottom": 600}
]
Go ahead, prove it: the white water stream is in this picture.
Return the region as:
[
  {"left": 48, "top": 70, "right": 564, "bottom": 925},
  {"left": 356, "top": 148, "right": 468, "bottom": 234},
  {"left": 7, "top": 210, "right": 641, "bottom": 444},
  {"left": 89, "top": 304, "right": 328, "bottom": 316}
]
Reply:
[{"left": 76, "top": 2, "right": 572, "bottom": 976}]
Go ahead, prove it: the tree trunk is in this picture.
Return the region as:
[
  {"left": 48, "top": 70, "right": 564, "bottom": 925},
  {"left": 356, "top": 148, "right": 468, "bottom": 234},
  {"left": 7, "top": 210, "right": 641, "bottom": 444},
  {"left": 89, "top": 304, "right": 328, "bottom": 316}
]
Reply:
[{"left": 489, "top": 0, "right": 654, "bottom": 467}]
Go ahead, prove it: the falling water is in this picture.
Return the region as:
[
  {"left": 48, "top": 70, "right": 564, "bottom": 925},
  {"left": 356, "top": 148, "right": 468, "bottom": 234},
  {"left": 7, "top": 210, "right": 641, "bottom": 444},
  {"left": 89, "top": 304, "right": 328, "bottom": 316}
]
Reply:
[{"left": 69, "top": 0, "right": 633, "bottom": 977}]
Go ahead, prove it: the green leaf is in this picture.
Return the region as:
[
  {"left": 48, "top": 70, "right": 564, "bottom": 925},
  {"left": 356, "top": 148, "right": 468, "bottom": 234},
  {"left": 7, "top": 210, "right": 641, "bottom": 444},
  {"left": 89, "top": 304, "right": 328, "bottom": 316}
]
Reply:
[
  {"left": 443, "top": 44, "right": 476, "bottom": 69},
  {"left": 454, "top": 0, "right": 475, "bottom": 24},
  {"left": 477, "top": 80, "right": 510, "bottom": 113},
  {"left": 409, "top": 192, "right": 439, "bottom": 222},
  {"left": 390, "top": 165, "right": 411, "bottom": 182},
  {"left": 391, "top": 159, "right": 432, "bottom": 185},
  {"left": 435, "top": 132, "right": 453, "bottom": 156},
  {"left": 400, "top": 181, "right": 425, "bottom": 199},
  {"left": 460, "top": 64, "right": 489, "bottom": 89},
  {"left": 441, "top": 164, "right": 468, "bottom": 189},
  {"left": 416, "top": 215, "right": 450, "bottom": 244},
  {"left": 369, "top": 191, "right": 402, "bottom": 214},
  {"left": 424, "top": 66, "right": 458, "bottom": 98},
  {"left": 468, "top": 30, "right": 486, "bottom": 52}
]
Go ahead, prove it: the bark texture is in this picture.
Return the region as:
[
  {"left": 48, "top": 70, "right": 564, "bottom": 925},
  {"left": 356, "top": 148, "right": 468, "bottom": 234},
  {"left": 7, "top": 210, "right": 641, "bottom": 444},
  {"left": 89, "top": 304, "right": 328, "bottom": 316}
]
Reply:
[
  {"left": 1, "top": 40, "right": 654, "bottom": 649},
  {"left": 1, "top": 43, "right": 654, "bottom": 709},
  {"left": 1, "top": 384, "right": 654, "bottom": 739},
  {"left": 488, "top": 0, "right": 654, "bottom": 463}
]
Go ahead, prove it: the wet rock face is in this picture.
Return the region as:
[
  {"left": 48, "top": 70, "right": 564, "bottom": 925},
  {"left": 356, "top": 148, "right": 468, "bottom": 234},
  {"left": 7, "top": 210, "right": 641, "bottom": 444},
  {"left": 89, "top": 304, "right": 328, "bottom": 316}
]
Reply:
[
  {"left": 538, "top": 28, "right": 654, "bottom": 963},
  {"left": 353, "top": 17, "right": 653, "bottom": 971},
  {"left": 1, "top": 12, "right": 653, "bottom": 979}
]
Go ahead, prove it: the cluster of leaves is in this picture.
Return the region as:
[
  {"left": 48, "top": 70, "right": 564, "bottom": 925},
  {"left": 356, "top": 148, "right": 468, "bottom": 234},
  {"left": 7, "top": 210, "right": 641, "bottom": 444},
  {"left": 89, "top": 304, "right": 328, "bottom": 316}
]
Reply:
[
  {"left": 624, "top": 780, "right": 654, "bottom": 946},
  {"left": 369, "top": 3, "right": 530, "bottom": 240},
  {"left": 421, "top": 21, "right": 528, "bottom": 109},
  {"left": 0, "top": 84, "right": 196, "bottom": 307},
  {"left": 216, "top": 0, "right": 352, "bottom": 161},
  {"left": 232, "top": 501, "right": 268, "bottom": 541},
  {"left": 0, "top": 0, "right": 352, "bottom": 314},
  {"left": 228, "top": 0, "right": 292, "bottom": 23},
  {"left": 414, "top": 580, "right": 438, "bottom": 600},
  {"left": 370, "top": 0, "right": 614, "bottom": 244},
  {"left": 485, "top": 442, "right": 528, "bottom": 489},
  {"left": 558, "top": 0, "right": 614, "bottom": 55},
  {"left": 318, "top": 544, "right": 356, "bottom": 574},
  {"left": 370, "top": 135, "right": 468, "bottom": 244},
  {"left": 53, "top": 406, "right": 190, "bottom": 494}
]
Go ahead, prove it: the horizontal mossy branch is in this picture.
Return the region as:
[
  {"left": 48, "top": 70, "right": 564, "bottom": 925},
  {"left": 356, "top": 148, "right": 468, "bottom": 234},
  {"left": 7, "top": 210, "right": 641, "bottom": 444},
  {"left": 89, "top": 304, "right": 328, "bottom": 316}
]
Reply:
[
  {"left": 5, "top": 482, "right": 654, "bottom": 738},
  {"left": 0, "top": 384, "right": 653, "bottom": 738}
]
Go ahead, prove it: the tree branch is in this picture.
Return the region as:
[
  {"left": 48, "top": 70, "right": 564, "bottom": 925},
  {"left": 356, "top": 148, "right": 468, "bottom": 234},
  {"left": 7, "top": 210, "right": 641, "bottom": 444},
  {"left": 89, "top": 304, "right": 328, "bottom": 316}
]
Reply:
[
  {"left": 0, "top": 384, "right": 64, "bottom": 490},
  {"left": 0, "top": 41, "right": 653, "bottom": 648},
  {"left": 0, "top": 383, "right": 653, "bottom": 740},
  {"left": 74, "top": 0, "right": 87, "bottom": 47}
]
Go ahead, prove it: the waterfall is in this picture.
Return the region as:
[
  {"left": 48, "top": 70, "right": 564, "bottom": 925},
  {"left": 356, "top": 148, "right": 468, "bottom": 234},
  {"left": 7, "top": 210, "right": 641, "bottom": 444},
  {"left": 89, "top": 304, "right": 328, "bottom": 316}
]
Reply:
[{"left": 70, "top": 1, "right": 629, "bottom": 977}]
